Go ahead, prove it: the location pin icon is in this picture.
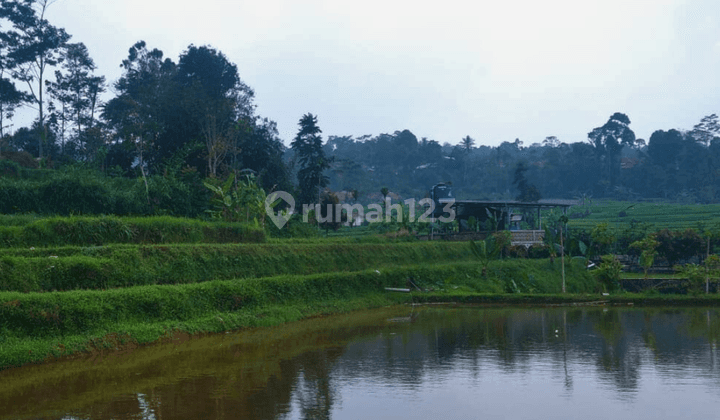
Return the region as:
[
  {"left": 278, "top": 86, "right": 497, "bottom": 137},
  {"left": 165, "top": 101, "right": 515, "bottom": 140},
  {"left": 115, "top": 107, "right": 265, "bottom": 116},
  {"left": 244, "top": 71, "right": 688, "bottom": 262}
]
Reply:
[{"left": 266, "top": 191, "right": 295, "bottom": 229}]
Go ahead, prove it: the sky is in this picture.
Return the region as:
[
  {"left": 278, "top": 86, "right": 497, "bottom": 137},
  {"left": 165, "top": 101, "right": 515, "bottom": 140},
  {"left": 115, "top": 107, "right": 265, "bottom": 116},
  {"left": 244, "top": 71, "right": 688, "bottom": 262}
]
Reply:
[{"left": 10, "top": 0, "right": 720, "bottom": 147}]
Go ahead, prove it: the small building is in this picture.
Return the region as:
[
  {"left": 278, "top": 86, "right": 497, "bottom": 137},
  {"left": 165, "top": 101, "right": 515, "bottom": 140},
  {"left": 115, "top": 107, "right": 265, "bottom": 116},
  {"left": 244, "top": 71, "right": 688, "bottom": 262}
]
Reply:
[{"left": 430, "top": 183, "right": 576, "bottom": 246}]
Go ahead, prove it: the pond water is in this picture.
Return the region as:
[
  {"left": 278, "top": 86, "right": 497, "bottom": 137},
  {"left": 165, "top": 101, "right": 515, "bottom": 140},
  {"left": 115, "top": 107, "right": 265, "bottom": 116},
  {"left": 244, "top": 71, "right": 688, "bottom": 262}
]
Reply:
[{"left": 2, "top": 305, "right": 720, "bottom": 419}]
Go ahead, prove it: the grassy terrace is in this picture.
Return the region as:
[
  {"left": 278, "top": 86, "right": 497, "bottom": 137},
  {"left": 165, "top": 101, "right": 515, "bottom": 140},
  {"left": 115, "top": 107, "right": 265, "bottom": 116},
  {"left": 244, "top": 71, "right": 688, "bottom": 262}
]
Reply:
[
  {"left": 0, "top": 214, "right": 599, "bottom": 370},
  {"left": 2, "top": 211, "right": 720, "bottom": 371}
]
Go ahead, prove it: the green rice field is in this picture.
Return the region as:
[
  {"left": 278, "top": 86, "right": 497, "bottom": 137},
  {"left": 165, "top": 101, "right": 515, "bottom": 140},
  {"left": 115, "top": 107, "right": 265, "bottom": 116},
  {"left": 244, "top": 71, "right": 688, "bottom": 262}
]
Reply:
[{"left": 564, "top": 200, "right": 720, "bottom": 232}]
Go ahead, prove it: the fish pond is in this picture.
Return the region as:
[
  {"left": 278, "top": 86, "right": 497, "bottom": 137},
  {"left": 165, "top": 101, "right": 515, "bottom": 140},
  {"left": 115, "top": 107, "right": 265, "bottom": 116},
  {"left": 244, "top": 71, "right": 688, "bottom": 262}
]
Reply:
[{"left": 2, "top": 304, "right": 720, "bottom": 419}]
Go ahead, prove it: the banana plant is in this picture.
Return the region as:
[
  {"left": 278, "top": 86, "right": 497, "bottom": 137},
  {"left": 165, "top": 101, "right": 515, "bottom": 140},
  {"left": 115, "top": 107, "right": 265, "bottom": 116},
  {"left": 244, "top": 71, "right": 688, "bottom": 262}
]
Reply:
[
  {"left": 204, "top": 172, "right": 268, "bottom": 225},
  {"left": 470, "top": 237, "right": 502, "bottom": 277}
]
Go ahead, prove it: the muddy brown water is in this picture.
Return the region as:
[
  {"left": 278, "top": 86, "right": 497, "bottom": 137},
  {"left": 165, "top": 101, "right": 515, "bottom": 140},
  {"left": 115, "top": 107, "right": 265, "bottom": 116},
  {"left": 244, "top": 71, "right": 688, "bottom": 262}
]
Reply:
[{"left": 2, "top": 305, "right": 720, "bottom": 419}]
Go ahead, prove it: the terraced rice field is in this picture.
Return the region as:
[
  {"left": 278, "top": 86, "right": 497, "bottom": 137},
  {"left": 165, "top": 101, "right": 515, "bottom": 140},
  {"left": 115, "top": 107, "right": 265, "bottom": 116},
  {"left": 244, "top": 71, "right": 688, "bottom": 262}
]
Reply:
[{"left": 565, "top": 200, "right": 720, "bottom": 232}]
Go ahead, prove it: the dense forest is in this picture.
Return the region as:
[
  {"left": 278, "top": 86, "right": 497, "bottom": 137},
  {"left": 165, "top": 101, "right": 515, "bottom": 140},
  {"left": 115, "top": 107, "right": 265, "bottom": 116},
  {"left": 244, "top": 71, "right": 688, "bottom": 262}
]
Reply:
[{"left": 2, "top": 0, "right": 720, "bottom": 218}]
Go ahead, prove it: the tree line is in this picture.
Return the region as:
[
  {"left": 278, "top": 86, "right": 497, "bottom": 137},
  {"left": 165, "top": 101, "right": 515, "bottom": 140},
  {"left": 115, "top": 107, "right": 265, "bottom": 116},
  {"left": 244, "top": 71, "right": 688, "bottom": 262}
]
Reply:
[
  {"left": 2, "top": 1, "right": 720, "bottom": 213},
  {"left": 322, "top": 112, "right": 720, "bottom": 204}
]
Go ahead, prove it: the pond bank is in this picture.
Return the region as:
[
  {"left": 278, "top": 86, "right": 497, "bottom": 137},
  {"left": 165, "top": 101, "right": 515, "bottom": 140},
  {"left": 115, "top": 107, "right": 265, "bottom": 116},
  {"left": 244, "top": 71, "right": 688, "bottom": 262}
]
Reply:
[
  {"left": 5, "top": 286, "right": 720, "bottom": 372},
  {"left": 2, "top": 255, "right": 718, "bottom": 371}
]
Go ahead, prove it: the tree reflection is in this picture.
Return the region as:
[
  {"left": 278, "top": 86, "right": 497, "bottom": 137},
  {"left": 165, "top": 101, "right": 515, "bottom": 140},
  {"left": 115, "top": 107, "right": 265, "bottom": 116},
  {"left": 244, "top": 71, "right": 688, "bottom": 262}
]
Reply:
[{"left": 6, "top": 307, "right": 720, "bottom": 420}]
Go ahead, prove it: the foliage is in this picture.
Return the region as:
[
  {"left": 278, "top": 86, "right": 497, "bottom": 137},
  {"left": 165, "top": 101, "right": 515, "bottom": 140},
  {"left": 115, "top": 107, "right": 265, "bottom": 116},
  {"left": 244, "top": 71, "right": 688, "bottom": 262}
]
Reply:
[
  {"left": 292, "top": 113, "right": 331, "bottom": 207},
  {"left": 528, "top": 244, "right": 552, "bottom": 259},
  {"left": 0, "top": 168, "right": 202, "bottom": 216},
  {"left": 317, "top": 190, "right": 345, "bottom": 232},
  {"left": 507, "top": 245, "right": 529, "bottom": 258},
  {"left": 469, "top": 238, "right": 499, "bottom": 276},
  {"left": 674, "top": 263, "right": 706, "bottom": 294},
  {"left": 591, "top": 223, "right": 615, "bottom": 255},
  {"left": 655, "top": 228, "right": 704, "bottom": 266},
  {"left": 45, "top": 42, "right": 106, "bottom": 160},
  {"left": 513, "top": 161, "right": 541, "bottom": 202},
  {"left": 491, "top": 230, "right": 513, "bottom": 258},
  {"left": 629, "top": 234, "right": 659, "bottom": 279},
  {"left": 675, "top": 254, "right": 720, "bottom": 295},
  {"left": 204, "top": 172, "right": 267, "bottom": 225},
  {"left": 594, "top": 255, "right": 622, "bottom": 292},
  {"left": 0, "top": 0, "right": 71, "bottom": 159}
]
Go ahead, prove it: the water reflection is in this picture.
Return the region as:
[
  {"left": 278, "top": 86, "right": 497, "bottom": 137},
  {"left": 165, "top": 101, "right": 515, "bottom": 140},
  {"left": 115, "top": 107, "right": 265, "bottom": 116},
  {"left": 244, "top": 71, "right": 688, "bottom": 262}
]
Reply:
[{"left": 3, "top": 306, "right": 720, "bottom": 419}]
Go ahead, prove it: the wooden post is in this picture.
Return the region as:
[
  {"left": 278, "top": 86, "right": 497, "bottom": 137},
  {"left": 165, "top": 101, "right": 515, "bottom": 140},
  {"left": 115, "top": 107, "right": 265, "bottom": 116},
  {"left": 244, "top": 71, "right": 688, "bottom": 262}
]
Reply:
[
  {"left": 707, "top": 236, "right": 711, "bottom": 294},
  {"left": 538, "top": 207, "right": 541, "bottom": 230}
]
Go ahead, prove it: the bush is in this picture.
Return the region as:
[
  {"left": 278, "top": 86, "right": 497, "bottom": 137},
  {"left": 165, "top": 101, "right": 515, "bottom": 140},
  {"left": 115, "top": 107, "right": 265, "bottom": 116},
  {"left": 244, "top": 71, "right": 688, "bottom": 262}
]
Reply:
[
  {"left": 674, "top": 263, "right": 705, "bottom": 294},
  {"left": 0, "top": 159, "right": 23, "bottom": 178},
  {"left": 528, "top": 244, "right": 551, "bottom": 259},
  {"left": 0, "top": 169, "right": 206, "bottom": 217},
  {"left": 0, "top": 152, "right": 38, "bottom": 169},
  {"left": 656, "top": 229, "right": 704, "bottom": 266},
  {"left": 594, "top": 255, "right": 622, "bottom": 292}
]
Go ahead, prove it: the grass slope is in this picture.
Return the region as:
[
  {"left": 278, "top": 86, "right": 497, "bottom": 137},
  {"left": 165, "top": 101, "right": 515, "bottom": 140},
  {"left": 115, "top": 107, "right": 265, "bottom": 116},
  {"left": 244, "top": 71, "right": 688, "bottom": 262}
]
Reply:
[
  {"left": 0, "top": 242, "right": 478, "bottom": 292},
  {"left": 0, "top": 258, "right": 594, "bottom": 370}
]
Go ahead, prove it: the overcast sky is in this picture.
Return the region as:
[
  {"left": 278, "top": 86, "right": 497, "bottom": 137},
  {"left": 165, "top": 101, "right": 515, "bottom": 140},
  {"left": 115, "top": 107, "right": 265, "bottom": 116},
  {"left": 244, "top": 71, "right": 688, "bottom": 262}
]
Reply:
[{"left": 17, "top": 0, "right": 720, "bottom": 147}]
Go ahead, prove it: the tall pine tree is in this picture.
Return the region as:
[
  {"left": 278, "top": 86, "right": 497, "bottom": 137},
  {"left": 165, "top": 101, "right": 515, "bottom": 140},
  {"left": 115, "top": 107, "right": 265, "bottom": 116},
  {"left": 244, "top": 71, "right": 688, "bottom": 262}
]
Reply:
[{"left": 291, "top": 113, "right": 331, "bottom": 208}]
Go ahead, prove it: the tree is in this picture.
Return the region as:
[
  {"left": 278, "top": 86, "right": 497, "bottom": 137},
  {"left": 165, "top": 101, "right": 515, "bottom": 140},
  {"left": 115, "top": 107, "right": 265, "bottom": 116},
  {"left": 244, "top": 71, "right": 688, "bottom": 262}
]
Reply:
[
  {"left": 588, "top": 112, "right": 635, "bottom": 154},
  {"left": 587, "top": 112, "right": 635, "bottom": 187},
  {"left": 542, "top": 136, "right": 560, "bottom": 148},
  {"left": 591, "top": 223, "right": 616, "bottom": 255},
  {"left": 102, "top": 41, "right": 176, "bottom": 177},
  {"left": 630, "top": 234, "right": 659, "bottom": 280},
  {"left": 236, "top": 117, "right": 291, "bottom": 192},
  {"left": 690, "top": 114, "right": 720, "bottom": 147},
  {"left": 46, "top": 42, "right": 105, "bottom": 158},
  {"left": 1, "top": 0, "right": 71, "bottom": 159},
  {"left": 647, "top": 129, "right": 684, "bottom": 167},
  {"left": 0, "top": 77, "right": 29, "bottom": 138},
  {"left": 291, "top": 113, "right": 330, "bottom": 207},
  {"left": 5, "top": 120, "right": 58, "bottom": 157},
  {"left": 0, "top": 19, "right": 32, "bottom": 138},
  {"left": 175, "top": 44, "right": 255, "bottom": 177},
  {"left": 461, "top": 135, "right": 475, "bottom": 152},
  {"left": 318, "top": 190, "right": 344, "bottom": 233},
  {"left": 513, "top": 161, "right": 541, "bottom": 202}
]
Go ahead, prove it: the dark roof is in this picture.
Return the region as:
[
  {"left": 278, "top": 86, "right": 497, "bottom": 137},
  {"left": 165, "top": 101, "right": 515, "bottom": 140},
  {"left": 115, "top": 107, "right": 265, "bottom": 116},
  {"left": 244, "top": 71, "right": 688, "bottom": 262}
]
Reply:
[{"left": 449, "top": 199, "right": 577, "bottom": 209}]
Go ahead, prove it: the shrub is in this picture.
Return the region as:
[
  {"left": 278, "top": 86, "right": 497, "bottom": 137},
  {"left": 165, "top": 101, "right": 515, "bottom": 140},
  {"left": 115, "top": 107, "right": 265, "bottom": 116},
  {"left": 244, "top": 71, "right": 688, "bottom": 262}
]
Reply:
[
  {"left": 1, "top": 151, "right": 38, "bottom": 169},
  {"left": 594, "top": 255, "right": 622, "bottom": 292},
  {"left": 674, "top": 263, "right": 705, "bottom": 294},
  {"left": 528, "top": 244, "right": 551, "bottom": 259},
  {"left": 0, "top": 159, "right": 23, "bottom": 178},
  {"left": 507, "top": 245, "right": 528, "bottom": 258},
  {"left": 656, "top": 229, "right": 704, "bottom": 266}
]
